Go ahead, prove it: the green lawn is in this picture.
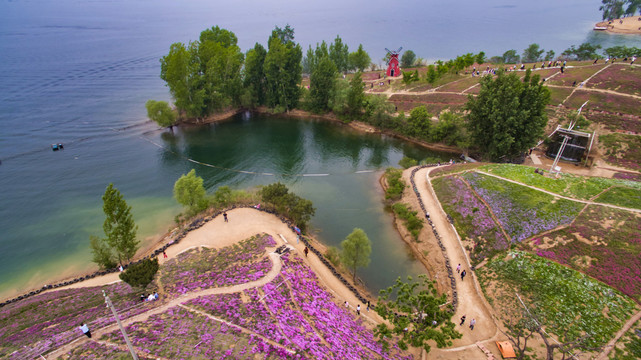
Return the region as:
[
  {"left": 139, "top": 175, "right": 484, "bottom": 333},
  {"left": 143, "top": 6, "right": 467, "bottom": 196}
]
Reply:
[{"left": 596, "top": 186, "right": 641, "bottom": 210}]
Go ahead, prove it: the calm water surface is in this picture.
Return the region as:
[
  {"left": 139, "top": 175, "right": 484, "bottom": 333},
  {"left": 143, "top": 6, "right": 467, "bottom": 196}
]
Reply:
[{"left": 1, "top": 0, "right": 640, "bottom": 299}]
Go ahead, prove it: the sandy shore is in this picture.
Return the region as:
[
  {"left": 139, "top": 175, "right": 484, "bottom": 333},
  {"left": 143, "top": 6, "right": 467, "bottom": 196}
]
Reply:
[{"left": 596, "top": 16, "right": 641, "bottom": 34}]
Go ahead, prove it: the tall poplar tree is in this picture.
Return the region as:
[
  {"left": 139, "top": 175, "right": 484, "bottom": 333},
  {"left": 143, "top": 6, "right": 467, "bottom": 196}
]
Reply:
[
  {"left": 264, "top": 26, "right": 303, "bottom": 111},
  {"left": 340, "top": 228, "right": 371, "bottom": 282}
]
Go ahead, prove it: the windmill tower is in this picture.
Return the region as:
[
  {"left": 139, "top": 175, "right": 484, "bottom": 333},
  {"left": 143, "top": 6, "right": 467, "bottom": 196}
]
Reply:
[{"left": 385, "top": 47, "right": 402, "bottom": 77}]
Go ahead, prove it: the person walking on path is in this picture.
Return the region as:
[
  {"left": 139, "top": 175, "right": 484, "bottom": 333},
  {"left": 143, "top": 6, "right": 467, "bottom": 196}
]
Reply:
[
  {"left": 459, "top": 315, "right": 466, "bottom": 325},
  {"left": 223, "top": 212, "right": 228, "bottom": 222},
  {"left": 163, "top": 250, "right": 167, "bottom": 258},
  {"left": 456, "top": 264, "right": 461, "bottom": 273},
  {"left": 469, "top": 318, "right": 476, "bottom": 330},
  {"left": 460, "top": 270, "right": 466, "bottom": 281},
  {"left": 357, "top": 304, "right": 361, "bottom": 315},
  {"left": 79, "top": 323, "right": 91, "bottom": 338},
  {"left": 304, "top": 246, "right": 309, "bottom": 257},
  {"left": 366, "top": 300, "right": 370, "bottom": 312},
  {"left": 345, "top": 301, "right": 349, "bottom": 309}
]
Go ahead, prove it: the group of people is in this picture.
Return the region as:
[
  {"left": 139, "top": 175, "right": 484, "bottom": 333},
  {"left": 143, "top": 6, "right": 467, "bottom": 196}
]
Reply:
[
  {"left": 141, "top": 291, "right": 159, "bottom": 302},
  {"left": 344, "top": 300, "right": 370, "bottom": 315},
  {"left": 597, "top": 56, "right": 637, "bottom": 65},
  {"left": 456, "top": 263, "right": 467, "bottom": 281},
  {"left": 459, "top": 315, "right": 477, "bottom": 330}
]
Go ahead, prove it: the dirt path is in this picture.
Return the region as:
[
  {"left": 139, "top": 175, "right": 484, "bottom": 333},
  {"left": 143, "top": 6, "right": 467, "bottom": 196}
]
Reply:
[
  {"left": 409, "top": 167, "right": 501, "bottom": 359},
  {"left": 595, "top": 309, "right": 641, "bottom": 360},
  {"left": 476, "top": 171, "right": 641, "bottom": 214}
]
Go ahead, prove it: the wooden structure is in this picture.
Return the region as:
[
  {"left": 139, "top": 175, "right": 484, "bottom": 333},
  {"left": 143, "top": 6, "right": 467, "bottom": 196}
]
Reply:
[{"left": 385, "top": 47, "right": 402, "bottom": 77}]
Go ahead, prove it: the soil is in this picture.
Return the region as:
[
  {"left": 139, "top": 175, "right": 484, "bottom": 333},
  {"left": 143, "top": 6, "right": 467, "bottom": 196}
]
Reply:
[{"left": 596, "top": 16, "right": 641, "bottom": 34}]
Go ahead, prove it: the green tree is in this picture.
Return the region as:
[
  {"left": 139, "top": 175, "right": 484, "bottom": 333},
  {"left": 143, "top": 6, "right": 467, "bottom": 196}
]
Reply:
[
  {"left": 600, "top": 0, "right": 626, "bottom": 20},
  {"left": 407, "top": 105, "right": 432, "bottom": 140},
  {"left": 604, "top": 45, "right": 641, "bottom": 57},
  {"left": 243, "top": 43, "right": 267, "bottom": 106},
  {"left": 259, "top": 183, "right": 316, "bottom": 231},
  {"left": 502, "top": 49, "right": 520, "bottom": 64},
  {"left": 173, "top": 169, "right": 207, "bottom": 214},
  {"left": 522, "top": 43, "right": 545, "bottom": 63},
  {"left": 348, "top": 44, "right": 371, "bottom": 72},
  {"left": 340, "top": 228, "right": 372, "bottom": 282},
  {"left": 160, "top": 42, "right": 194, "bottom": 116},
  {"left": 401, "top": 50, "right": 417, "bottom": 68},
  {"left": 329, "top": 35, "right": 349, "bottom": 73},
  {"left": 432, "top": 111, "right": 466, "bottom": 146},
  {"left": 425, "top": 65, "right": 439, "bottom": 84},
  {"left": 475, "top": 51, "right": 486, "bottom": 64},
  {"left": 213, "top": 185, "right": 233, "bottom": 207},
  {"left": 119, "top": 258, "right": 159, "bottom": 291},
  {"left": 562, "top": 43, "right": 602, "bottom": 60},
  {"left": 90, "top": 235, "right": 117, "bottom": 270},
  {"left": 264, "top": 27, "right": 303, "bottom": 111},
  {"left": 544, "top": 50, "right": 556, "bottom": 61},
  {"left": 375, "top": 275, "right": 462, "bottom": 353},
  {"left": 145, "top": 100, "right": 176, "bottom": 129},
  {"left": 346, "top": 72, "right": 366, "bottom": 118},
  {"left": 466, "top": 69, "right": 550, "bottom": 161},
  {"left": 626, "top": 0, "right": 641, "bottom": 15},
  {"left": 309, "top": 56, "right": 338, "bottom": 113},
  {"left": 101, "top": 183, "right": 140, "bottom": 266}
]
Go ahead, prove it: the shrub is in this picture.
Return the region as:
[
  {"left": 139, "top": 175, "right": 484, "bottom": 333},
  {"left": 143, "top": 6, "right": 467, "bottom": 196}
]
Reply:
[
  {"left": 325, "top": 246, "right": 341, "bottom": 267},
  {"left": 384, "top": 168, "right": 405, "bottom": 200},
  {"left": 392, "top": 203, "right": 424, "bottom": 241},
  {"left": 398, "top": 157, "right": 418, "bottom": 169},
  {"left": 119, "top": 258, "right": 159, "bottom": 291}
]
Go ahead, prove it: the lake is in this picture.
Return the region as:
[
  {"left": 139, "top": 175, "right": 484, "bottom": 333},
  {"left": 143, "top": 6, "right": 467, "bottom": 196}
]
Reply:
[{"left": 1, "top": 0, "right": 640, "bottom": 299}]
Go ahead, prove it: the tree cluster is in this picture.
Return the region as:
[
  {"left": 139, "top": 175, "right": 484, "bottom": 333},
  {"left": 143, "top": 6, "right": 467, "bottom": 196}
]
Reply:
[
  {"left": 119, "top": 258, "right": 159, "bottom": 291},
  {"left": 604, "top": 45, "right": 641, "bottom": 58},
  {"left": 600, "top": 0, "right": 641, "bottom": 20},
  {"left": 466, "top": 69, "right": 550, "bottom": 161},
  {"left": 90, "top": 184, "right": 140, "bottom": 269},
  {"left": 258, "top": 182, "right": 316, "bottom": 231},
  {"left": 561, "top": 43, "right": 602, "bottom": 60}
]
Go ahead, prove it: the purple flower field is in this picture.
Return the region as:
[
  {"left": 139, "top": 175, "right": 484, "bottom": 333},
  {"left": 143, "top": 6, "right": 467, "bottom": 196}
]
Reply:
[
  {"left": 63, "top": 340, "right": 156, "bottom": 360},
  {"left": 160, "top": 234, "right": 276, "bottom": 295},
  {"left": 463, "top": 172, "right": 584, "bottom": 242}
]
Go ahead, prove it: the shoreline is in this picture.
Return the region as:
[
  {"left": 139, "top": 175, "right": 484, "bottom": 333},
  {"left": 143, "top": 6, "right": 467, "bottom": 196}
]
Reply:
[{"left": 595, "top": 17, "right": 641, "bottom": 34}]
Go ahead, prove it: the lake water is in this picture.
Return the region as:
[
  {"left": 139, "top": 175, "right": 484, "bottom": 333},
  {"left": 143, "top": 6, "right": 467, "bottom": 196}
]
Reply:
[{"left": 1, "top": 0, "right": 640, "bottom": 299}]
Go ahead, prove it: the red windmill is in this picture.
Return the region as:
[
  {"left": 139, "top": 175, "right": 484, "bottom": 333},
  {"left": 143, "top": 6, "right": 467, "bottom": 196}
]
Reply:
[{"left": 385, "top": 47, "right": 403, "bottom": 77}]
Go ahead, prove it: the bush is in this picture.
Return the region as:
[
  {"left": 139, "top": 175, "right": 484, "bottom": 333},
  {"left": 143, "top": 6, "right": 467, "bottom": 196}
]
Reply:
[
  {"left": 391, "top": 203, "right": 424, "bottom": 241},
  {"left": 384, "top": 168, "right": 405, "bottom": 200},
  {"left": 398, "top": 157, "right": 418, "bottom": 169},
  {"left": 325, "top": 246, "right": 341, "bottom": 267},
  {"left": 119, "top": 258, "right": 159, "bottom": 291}
]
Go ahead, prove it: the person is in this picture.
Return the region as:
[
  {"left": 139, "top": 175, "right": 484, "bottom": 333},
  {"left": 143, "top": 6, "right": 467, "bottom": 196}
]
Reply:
[
  {"left": 345, "top": 300, "right": 349, "bottom": 308},
  {"left": 118, "top": 265, "right": 123, "bottom": 272},
  {"left": 561, "top": 66, "right": 564, "bottom": 74},
  {"left": 140, "top": 293, "right": 146, "bottom": 302},
  {"left": 470, "top": 318, "right": 476, "bottom": 330},
  {"left": 456, "top": 263, "right": 461, "bottom": 273},
  {"left": 79, "top": 323, "right": 91, "bottom": 338},
  {"left": 223, "top": 212, "right": 228, "bottom": 222},
  {"left": 367, "top": 300, "right": 370, "bottom": 312},
  {"left": 163, "top": 250, "right": 167, "bottom": 258},
  {"left": 572, "top": 81, "right": 577, "bottom": 87},
  {"left": 357, "top": 304, "right": 361, "bottom": 315},
  {"left": 154, "top": 291, "right": 159, "bottom": 300},
  {"left": 296, "top": 234, "right": 300, "bottom": 244},
  {"left": 459, "top": 315, "right": 466, "bottom": 325},
  {"left": 461, "top": 270, "right": 466, "bottom": 281},
  {"left": 254, "top": 203, "right": 261, "bottom": 209},
  {"left": 304, "top": 246, "right": 309, "bottom": 257},
  {"left": 148, "top": 293, "right": 155, "bottom": 301}
]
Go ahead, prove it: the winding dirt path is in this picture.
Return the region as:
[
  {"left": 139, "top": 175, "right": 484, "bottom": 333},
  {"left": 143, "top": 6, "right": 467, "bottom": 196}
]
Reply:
[{"left": 406, "top": 167, "right": 501, "bottom": 359}]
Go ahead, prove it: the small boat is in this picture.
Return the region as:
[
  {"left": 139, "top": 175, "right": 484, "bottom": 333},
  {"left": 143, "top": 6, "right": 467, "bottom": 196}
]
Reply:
[
  {"left": 593, "top": 26, "right": 608, "bottom": 31},
  {"left": 51, "top": 143, "right": 64, "bottom": 151}
]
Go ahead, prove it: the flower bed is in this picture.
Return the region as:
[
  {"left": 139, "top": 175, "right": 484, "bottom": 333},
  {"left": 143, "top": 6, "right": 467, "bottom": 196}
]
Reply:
[
  {"left": 477, "top": 251, "right": 638, "bottom": 349},
  {"left": 527, "top": 206, "right": 641, "bottom": 301},
  {"left": 599, "top": 133, "right": 641, "bottom": 171},
  {"left": 587, "top": 64, "right": 641, "bottom": 96},
  {"left": 547, "top": 86, "right": 572, "bottom": 106},
  {"left": 0, "top": 281, "right": 154, "bottom": 358},
  {"left": 159, "top": 234, "right": 276, "bottom": 296},
  {"left": 187, "top": 254, "right": 411, "bottom": 360},
  {"left": 436, "top": 76, "right": 481, "bottom": 93},
  {"left": 62, "top": 340, "right": 156, "bottom": 360},
  {"left": 432, "top": 176, "right": 508, "bottom": 264},
  {"left": 462, "top": 172, "right": 584, "bottom": 242},
  {"left": 546, "top": 64, "right": 606, "bottom": 87},
  {"left": 565, "top": 90, "right": 641, "bottom": 117},
  {"left": 102, "top": 306, "right": 287, "bottom": 359},
  {"left": 611, "top": 317, "right": 641, "bottom": 359},
  {"left": 584, "top": 111, "right": 641, "bottom": 133}
]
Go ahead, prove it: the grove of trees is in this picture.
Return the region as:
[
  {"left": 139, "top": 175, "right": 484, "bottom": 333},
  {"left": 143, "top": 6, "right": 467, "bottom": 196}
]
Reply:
[{"left": 600, "top": 0, "right": 641, "bottom": 20}]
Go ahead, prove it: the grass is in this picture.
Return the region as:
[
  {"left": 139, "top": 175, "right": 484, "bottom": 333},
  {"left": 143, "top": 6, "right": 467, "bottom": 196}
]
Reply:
[
  {"left": 611, "top": 318, "right": 641, "bottom": 359},
  {"left": 462, "top": 172, "right": 584, "bottom": 242},
  {"left": 384, "top": 167, "right": 405, "bottom": 200},
  {"left": 429, "top": 163, "right": 485, "bottom": 178},
  {"left": 596, "top": 186, "right": 641, "bottom": 210},
  {"left": 527, "top": 206, "right": 641, "bottom": 301},
  {"left": 546, "top": 64, "right": 607, "bottom": 87},
  {"left": 436, "top": 76, "right": 481, "bottom": 93},
  {"left": 547, "top": 86, "right": 572, "bottom": 105},
  {"left": 600, "top": 133, "right": 641, "bottom": 171},
  {"left": 585, "top": 111, "right": 641, "bottom": 133},
  {"left": 565, "top": 90, "right": 641, "bottom": 117},
  {"left": 587, "top": 64, "right": 641, "bottom": 96},
  {"left": 477, "top": 251, "right": 638, "bottom": 350},
  {"left": 391, "top": 203, "right": 424, "bottom": 241}
]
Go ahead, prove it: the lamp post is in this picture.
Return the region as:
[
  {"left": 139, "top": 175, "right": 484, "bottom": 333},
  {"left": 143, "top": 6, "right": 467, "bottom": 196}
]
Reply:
[{"left": 103, "top": 290, "right": 139, "bottom": 360}]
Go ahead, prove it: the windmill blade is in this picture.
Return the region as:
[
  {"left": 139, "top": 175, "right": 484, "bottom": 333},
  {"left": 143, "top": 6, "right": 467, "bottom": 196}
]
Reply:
[
  {"left": 385, "top": 48, "right": 392, "bottom": 54},
  {"left": 396, "top": 47, "right": 403, "bottom": 53}
]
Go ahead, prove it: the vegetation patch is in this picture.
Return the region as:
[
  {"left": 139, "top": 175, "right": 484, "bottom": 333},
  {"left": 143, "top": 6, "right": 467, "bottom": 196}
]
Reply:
[
  {"left": 429, "top": 163, "right": 484, "bottom": 178},
  {"left": 527, "top": 206, "right": 641, "bottom": 301},
  {"left": 585, "top": 111, "right": 641, "bottom": 133},
  {"left": 477, "top": 251, "right": 637, "bottom": 353},
  {"left": 462, "top": 172, "right": 584, "bottom": 242},
  {"left": 547, "top": 86, "right": 573, "bottom": 105},
  {"left": 384, "top": 168, "right": 405, "bottom": 200},
  {"left": 159, "top": 234, "right": 276, "bottom": 296},
  {"left": 546, "top": 64, "right": 606, "bottom": 87},
  {"left": 596, "top": 186, "right": 641, "bottom": 210},
  {"left": 432, "top": 176, "right": 507, "bottom": 264},
  {"left": 435, "top": 76, "right": 481, "bottom": 93},
  {"left": 62, "top": 341, "right": 156, "bottom": 360},
  {"left": 565, "top": 90, "right": 641, "bottom": 117},
  {"left": 611, "top": 318, "right": 641, "bottom": 360},
  {"left": 587, "top": 64, "right": 641, "bottom": 96},
  {"left": 391, "top": 203, "right": 424, "bottom": 241},
  {"left": 600, "top": 133, "right": 641, "bottom": 171}
]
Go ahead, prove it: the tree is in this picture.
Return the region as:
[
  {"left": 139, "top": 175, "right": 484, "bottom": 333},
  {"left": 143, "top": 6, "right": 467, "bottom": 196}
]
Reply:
[
  {"left": 465, "top": 69, "right": 550, "bottom": 161},
  {"left": 309, "top": 56, "right": 338, "bottom": 113},
  {"left": 626, "top": 0, "right": 641, "bottom": 15},
  {"left": 346, "top": 72, "right": 366, "bottom": 118},
  {"left": 401, "top": 50, "right": 417, "bottom": 68},
  {"left": 90, "top": 235, "right": 116, "bottom": 270},
  {"left": 348, "top": 44, "right": 371, "bottom": 72},
  {"left": 213, "top": 185, "right": 233, "bottom": 207},
  {"left": 259, "top": 183, "right": 316, "bottom": 230},
  {"left": 160, "top": 42, "right": 193, "bottom": 116},
  {"left": 502, "top": 49, "right": 520, "bottom": 64},
  {"left": 600, "top": 0, "right": 626, "bottom": 20},
  {"left": 101, "top": 183, "right": 139, "bottom": 266},
  {"left": 432, "top": 111, "right": 466, "bottom": 146},
  {"left": 145, "top": 100, "right": 176, "bottom": 129},
  {"left": 425, "top": 65, "right": 438, "bottom": 84},
  {"left": 522, "top": 43, "right": 545, "bottom": 63},
  {"left": 243, "top": 43, "right": 267, "bottom": 106},
  {"left": 604, "top": 45, "right": 641, "bottom": 58},
  {"left": 407, "top": 105, "right": 432, "bottom": 140},
  {"left": 562, "top": 43, "right": 602, "bottom": 60},
  {"left": 329, "top": 35, "right": 349, "bottom": 73},
  {"left": 264, "top": 27, "right": 303, "bottom": 111},
  {"left": 119, "top": 258, "right": 159, "bottom": 291},
  {"left": 340, "top": 228, "right": 371, "bottom": 282},
  {"left": 475, "top": 51, "right": 486, "bottom": 65},
  {"left": 544, "top": 50, "right": 556, "bottom": 61},
  {"left": 375, "top": 275, "right": 462, "bottom": 353},
  {"left": 173, "top": 169, "right": 207, "bottom": 214}
]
